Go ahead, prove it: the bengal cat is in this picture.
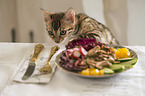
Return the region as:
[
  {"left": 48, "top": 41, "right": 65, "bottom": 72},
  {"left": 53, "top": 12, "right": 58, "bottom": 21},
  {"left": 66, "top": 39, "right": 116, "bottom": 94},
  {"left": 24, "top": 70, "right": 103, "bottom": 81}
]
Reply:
[{"left": 41, "top": 8, "right": 119, "bottom": 45}]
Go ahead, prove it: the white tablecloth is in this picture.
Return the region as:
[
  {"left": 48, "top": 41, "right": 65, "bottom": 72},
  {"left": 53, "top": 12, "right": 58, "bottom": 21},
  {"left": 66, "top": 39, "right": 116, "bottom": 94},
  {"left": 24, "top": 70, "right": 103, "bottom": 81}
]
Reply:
[{"left": 0, "top": 43, "right": 145, "bottom": 96}]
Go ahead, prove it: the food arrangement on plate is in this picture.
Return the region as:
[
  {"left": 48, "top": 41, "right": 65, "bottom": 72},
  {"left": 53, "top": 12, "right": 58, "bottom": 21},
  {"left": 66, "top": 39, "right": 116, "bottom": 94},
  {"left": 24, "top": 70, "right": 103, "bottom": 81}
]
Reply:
[{"left": 55, "top": 38, "right": 138, "bottom": 78}]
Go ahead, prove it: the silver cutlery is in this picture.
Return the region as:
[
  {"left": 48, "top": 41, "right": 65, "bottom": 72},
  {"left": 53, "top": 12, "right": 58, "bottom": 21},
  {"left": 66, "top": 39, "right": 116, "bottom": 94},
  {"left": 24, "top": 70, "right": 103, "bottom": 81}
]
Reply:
[
  {"left": 39, "top": 45, "right": 60, "bottom": 73},
  {"left": 22, "top": 44, "right": 44, "bottom": 80}
]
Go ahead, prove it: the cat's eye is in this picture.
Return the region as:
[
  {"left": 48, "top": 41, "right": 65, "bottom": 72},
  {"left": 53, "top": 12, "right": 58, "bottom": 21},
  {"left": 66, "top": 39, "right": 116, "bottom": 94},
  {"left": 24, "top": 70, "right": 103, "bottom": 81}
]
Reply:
[
  {"left": 48, "top": 31, "right": 54, "bottom": 35},
  {"left": 60, "top": 30, "right": 66, "bottom": 35}
]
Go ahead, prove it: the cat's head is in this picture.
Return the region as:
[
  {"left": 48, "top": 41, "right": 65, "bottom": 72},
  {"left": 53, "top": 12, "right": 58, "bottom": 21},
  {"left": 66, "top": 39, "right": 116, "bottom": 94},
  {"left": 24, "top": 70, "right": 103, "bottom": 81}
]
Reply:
[{"left": 41, "top": 8, "right": 76, "bottom": 43}]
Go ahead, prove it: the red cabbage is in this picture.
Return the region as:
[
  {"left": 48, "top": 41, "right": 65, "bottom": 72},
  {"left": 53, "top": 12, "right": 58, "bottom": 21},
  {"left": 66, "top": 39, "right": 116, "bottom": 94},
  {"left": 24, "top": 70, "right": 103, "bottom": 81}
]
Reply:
[
  {"left": 65, "top": 38, "right": 105, "bottom": 51},
  {"left": 66, "top": 38, "right": 96, "bottom": 49}
]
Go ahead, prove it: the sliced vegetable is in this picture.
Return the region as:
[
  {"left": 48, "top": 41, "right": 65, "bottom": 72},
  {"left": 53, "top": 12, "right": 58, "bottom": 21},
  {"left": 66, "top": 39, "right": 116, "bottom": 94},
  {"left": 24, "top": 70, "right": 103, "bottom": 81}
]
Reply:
[
  {"left": 73, "top": 47, "right": 80, "bottom": 51},
  {"left": 72, "top": 50, "right": 81, "bottom": 58},
  {"left": 109, "top": 64, "right": 125, "bottom": 72},
  {"left": 79, "top": 47, "right": 87, "bottom": 56},
  {"left": 65, "top": 38, "right": 96, "bottom": 49},
  {"left": 117, "top": 57, "right": 133, "bottom": 61},
  {"left": 65, "top": 38, "right": 105, "bottom": 51},
  {"left": 123, "top": 64, "right": 133, "bottom": 70},
  {"left": 67, "top": 49, "right": 74, "bottom": 53},
  {"left": 102, "top": 68, "right": 114, "bottom": 74},
  {"left": 119, "top": 58, "right": 138, "bottom": 65}
]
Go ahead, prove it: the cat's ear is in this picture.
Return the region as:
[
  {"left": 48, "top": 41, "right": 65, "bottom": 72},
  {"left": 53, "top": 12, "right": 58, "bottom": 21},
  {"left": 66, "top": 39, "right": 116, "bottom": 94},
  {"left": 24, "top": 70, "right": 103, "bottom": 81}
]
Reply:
[
  {"left": 64, "top": 8, "right": 75, "bottom": 24},
  {"left": 40, "top": 8, "right": 52, "bottom": 22}
]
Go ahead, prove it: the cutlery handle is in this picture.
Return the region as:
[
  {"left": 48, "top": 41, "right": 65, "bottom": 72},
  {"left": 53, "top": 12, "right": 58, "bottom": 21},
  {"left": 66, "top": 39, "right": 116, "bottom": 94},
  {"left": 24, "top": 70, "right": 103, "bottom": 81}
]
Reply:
[
  {"left": 47, "top": 45, "right": 60, "bottom": 63},
  {"left": 31, "top": 44, "right": 44, "bottom": 62}
]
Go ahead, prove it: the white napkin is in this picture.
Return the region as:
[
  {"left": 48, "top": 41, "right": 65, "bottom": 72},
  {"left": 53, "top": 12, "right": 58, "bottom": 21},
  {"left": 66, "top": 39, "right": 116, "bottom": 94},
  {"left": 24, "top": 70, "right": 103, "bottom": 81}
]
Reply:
[
  {"left": 13, "top": 45, "right": 60, "bottom": 84},
  {"left": 1, "top": 45, "right": 145, "bottom": 96}
]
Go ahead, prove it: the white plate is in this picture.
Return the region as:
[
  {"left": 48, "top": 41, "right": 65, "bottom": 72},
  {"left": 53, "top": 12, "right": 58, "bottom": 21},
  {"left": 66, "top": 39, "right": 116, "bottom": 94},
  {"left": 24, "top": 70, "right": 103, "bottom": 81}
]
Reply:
[{"left": 55, "top": 46, "right": 138, "bottom": 78}]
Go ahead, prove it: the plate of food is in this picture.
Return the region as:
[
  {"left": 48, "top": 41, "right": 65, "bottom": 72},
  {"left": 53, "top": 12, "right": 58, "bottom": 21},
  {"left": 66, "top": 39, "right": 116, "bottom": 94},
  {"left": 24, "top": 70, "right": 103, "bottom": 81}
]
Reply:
[{"left": 55, "top": 38, "right": 138, "bottom": 78}]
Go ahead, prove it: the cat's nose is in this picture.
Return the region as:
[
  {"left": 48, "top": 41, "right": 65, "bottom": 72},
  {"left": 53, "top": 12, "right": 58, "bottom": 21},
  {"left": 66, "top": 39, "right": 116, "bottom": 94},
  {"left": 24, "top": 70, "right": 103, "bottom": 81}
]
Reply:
[{"left": 55, "top": 40, "right": 60, "bottom": 43}]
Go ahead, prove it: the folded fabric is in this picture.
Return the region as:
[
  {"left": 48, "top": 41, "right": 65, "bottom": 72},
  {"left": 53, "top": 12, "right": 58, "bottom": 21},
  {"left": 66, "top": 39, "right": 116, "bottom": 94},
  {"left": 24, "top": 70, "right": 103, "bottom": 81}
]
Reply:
[{"left": 13, "top": 46, "right": 59, "bottom": 84}]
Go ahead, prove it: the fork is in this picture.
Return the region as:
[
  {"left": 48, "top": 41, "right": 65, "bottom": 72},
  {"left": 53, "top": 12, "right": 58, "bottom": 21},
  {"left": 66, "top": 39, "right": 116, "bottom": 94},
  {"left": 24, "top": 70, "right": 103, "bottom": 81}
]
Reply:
[{"left": 39, "top": 45, "right": 60, "bottom": 73}]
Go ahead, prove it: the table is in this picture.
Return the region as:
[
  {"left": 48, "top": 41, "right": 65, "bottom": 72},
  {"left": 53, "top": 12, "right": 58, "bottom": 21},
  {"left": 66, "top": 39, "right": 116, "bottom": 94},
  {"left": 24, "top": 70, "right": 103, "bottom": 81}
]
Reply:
[{"left": 0, "top": 43, "right": 145, "bottom": 96}]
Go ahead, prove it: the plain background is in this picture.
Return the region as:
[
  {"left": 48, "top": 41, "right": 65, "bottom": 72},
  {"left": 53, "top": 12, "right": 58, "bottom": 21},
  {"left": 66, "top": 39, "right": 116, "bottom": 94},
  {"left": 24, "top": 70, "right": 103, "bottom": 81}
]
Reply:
[{"left": 0, "top": 0, "right": 145, "bottom": 46}]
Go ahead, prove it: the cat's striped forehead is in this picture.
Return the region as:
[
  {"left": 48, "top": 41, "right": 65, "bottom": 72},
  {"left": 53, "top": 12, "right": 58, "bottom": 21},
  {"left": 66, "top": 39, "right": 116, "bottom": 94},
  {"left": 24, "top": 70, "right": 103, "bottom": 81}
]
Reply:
[{"left": 50, "top": 13, "right": 65, "bottom": 31}]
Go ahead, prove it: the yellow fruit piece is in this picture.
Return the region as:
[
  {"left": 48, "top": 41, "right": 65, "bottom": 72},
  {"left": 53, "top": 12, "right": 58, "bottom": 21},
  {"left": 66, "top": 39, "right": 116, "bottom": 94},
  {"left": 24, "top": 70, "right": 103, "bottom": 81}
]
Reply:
[
  {"left": 80, "top": 68, "right": 104, "bottom": 76},
  {"left": 114, "top": 48, "right": 131, "bottom": 59},
  {"left": 99, "top": 70, "right": 104, "bottom": 75},
  {"left": 81, "top": 68, "right": 90, "bottom": 75},
  {"left": 114, "top": 49, "right": 117, "bottom": 53},
  {"left": 89, "top": 68, "right": 99, "bottom": 75},
  {"left": 114, "top": 49, "right": 119, "bottom": 58}
]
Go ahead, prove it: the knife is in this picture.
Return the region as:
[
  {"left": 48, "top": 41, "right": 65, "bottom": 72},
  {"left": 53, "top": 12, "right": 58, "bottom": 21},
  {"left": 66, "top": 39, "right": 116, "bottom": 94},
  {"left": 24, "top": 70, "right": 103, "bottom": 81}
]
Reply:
[{"left": 22, "top": 44, "right": 44, "bottom": 80}]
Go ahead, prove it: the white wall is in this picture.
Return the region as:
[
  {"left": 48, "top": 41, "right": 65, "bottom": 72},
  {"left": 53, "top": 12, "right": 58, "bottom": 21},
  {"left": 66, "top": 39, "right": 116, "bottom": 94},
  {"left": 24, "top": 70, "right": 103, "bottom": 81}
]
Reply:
[
  {"left": 0, "top": 0, "right": 84, "bottom": 43},
  {"left": 0, "top": 0, "right": 17, "bottom": 42},
  {"left": 83, "top": 0, "right": 145, "bottom": 46},
  {"left": 16, "top": 0, "right": 45, "bottom": 43},
  {"left": 82, "top": 0, "right": 105, "bottom": 24},
  {"left": 0, "top": 0, "right": 145, "bottom": 46},
  {"left": 127, "top": 0, "right": 145, "bottom": 46}
]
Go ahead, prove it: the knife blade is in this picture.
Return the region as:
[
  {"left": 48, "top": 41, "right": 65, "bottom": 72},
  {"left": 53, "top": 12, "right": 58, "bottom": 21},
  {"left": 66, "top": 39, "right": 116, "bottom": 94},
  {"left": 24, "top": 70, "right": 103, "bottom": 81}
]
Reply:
[{"left": 22, "top": 44, "right": 44, "bottom": 80}]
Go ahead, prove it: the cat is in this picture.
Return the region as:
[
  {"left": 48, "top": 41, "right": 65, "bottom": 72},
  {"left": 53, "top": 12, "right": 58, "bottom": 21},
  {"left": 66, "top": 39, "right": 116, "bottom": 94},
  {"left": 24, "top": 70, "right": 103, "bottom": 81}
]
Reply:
[{"left": 41, "top": 8, "right": 119, "bottom": 45}]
